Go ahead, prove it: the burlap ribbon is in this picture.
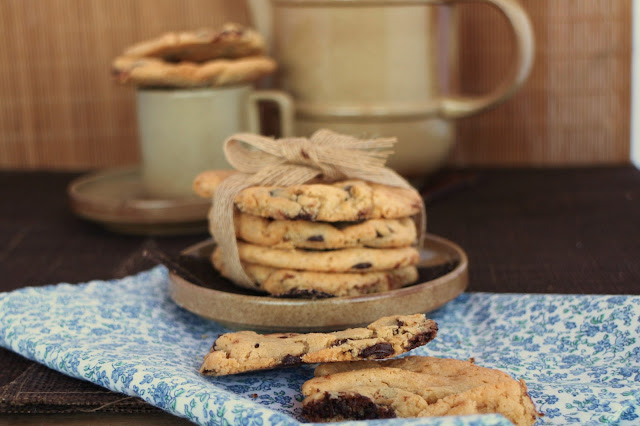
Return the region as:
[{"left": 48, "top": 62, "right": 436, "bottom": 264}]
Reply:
[{"left": 211, "top": 129, "right": 426, "bottom": 289}]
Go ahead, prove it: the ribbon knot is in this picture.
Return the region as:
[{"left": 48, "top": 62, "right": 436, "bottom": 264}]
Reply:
[
  {"left": 211, "top": 129, "right": 426, "bottom": 288},
  {"left": 279, "top": 137, "right": 335, "bottom": 177}
]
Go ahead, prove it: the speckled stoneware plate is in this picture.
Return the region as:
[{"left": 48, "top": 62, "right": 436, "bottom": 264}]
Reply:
[
  {"left": 168, "top": 234, "right": 468, "bottom": 332},
  {"left": 68, "top": 167, "right": 210, "bottom": 236}
]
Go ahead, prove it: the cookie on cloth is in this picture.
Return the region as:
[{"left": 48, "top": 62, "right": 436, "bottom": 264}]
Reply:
[
  {"left": 111, "top": 55, "right": 276, "bottom": 88},
  {"left": 234, "top": 213, "right": 417, "bottom": 250},
  {"left": 302, "top": 356, "right": 540, "bottom": 425},
  {"left": 212, "top": 248, "right": 418, "bottom": 297},
  {"left": 199, "top": 314, "right": 437, "bottom": 376},
  {"left": 122, "top": 23, "right": 265, "bottom": 63}
]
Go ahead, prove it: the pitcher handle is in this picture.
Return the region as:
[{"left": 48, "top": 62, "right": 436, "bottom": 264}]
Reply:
[
  {"left": 247, "top": 90, "right": 295, "bottom": 137},
  {"left": 438, "top": 0, "right": 535, "bottom": 119}
]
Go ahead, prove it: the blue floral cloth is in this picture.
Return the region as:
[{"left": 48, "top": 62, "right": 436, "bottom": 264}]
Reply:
[{"left": 1, "top": 266, "right": 639, "bottom": 425}]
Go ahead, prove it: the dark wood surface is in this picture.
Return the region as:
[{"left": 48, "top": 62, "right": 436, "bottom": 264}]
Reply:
[{"left": 1, "top": 167, "right": 639, "bottom": 422}]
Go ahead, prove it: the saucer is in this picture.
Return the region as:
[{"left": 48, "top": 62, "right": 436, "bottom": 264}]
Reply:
[
  {"left": 68, "top": 167, "right": 210, "bottom": 236},
  {"left": 168, "top": 234, "right": 468, "bottom": 332}
]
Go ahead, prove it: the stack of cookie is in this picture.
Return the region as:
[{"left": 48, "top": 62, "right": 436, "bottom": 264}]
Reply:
[
  {"left": 111, "top": 23, "right": 276, "bottom": 88},
  {"left": 194, "top": 172, "right": 424, "bottom": 297}
]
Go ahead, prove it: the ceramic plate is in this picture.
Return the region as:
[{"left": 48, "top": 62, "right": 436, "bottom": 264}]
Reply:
[
  {"left": 67, "top": 167, "right": 210, "bottom": 235},
  {"left": 168, "top": 234, "right": 468, "bottom": 332}
]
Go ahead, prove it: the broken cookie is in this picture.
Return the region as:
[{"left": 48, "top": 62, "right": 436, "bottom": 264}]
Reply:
[{"left": 199, "top": 314, "right": 437, "bottom": 375}]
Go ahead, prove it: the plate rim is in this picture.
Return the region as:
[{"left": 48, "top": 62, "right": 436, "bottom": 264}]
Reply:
[{"left": 168, "top": 234, "right": 468, "bottom": 331}]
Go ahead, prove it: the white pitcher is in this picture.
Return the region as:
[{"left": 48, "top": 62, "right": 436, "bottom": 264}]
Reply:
[{"left": 249, "top": 0, "right": 534, "bottom": 175}]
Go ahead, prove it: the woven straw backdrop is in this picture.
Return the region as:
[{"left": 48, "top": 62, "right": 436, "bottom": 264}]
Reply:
[
  {"left": 0, "top": 0, "right": 632, "bottom": 170},
  {"left": 452, "top": 0, "right": 631, "bottom": 166}
]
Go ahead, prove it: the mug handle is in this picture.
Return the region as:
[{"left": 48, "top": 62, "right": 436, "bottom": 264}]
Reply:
[
  {"left": 437, "top": 0, "right": 535, "bottom": 119},
  {"left": 247, "top": 90, "right": 295, "bottom": 137}
]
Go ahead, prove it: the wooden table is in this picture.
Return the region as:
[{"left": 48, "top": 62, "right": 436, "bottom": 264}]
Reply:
[{"left": 1, "top": 166, "right": 639, "bottom": 423}]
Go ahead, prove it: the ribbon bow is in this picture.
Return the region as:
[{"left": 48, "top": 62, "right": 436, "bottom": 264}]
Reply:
[{"left": 211, "top": 129, "right": 425, "bottom": 288}]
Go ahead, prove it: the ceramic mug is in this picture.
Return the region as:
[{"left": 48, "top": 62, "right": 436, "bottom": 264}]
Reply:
[
  {"left": 256, "top": 0, "right": 534, "bottom": 175},
  {"left": 136, "top": 85, "right": 293, "bottom": 198}
]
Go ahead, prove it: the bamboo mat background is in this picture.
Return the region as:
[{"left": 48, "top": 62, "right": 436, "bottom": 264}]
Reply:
[
  {"left": 452, "top": 0, "right": 632, "bottom": 166},
  {"left": 0, "top": 0, "right": 632, "bottom": 170}
]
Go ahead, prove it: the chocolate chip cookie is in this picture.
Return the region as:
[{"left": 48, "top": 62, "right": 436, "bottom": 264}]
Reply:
[
  {"left": 112, "top": 55, "right": 276, "bottom": 88},
  {"left": 302, "top": 356, "right": 540, "bottom": 425},
  {"left": 233, "top": 179, "right": 423, "bottom": 222},
  {"left": 122, "top": 23, "right": 265, "bottom": 63},
  {"left": 193, "top": 169, "right": 238, "bottom": 198},
  {"left": 228, "top": 242, "right": 419, "bottom": 273},
  {"left": 199, "top": 315, "right": 437, "bottom": 376},
  {"left": 212, "top": 248, "right": 418, "bottom": 297},
  {"left": 234, "top": 213, "right": 417, "bottom": 250}
]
